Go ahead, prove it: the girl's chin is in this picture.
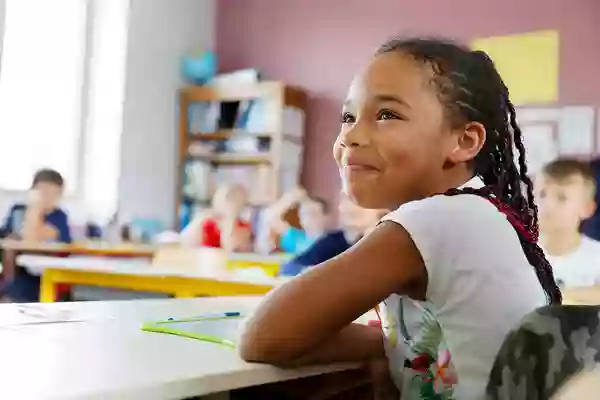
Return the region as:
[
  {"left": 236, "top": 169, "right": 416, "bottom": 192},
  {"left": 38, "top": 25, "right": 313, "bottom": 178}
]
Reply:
[{"left": 344, "top": 185, "right": 383, "bottom": 210}]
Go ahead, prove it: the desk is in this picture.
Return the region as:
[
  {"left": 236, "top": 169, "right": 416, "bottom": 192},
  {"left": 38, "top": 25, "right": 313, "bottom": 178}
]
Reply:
[
  {"left": 227, "top": 252, "right": 290, "bottom": 277},
  {"left": 563, "top": 286, "right": 600, "bottom": 305},
  {"left": 0, "top": 297, "right": 360, "bottom": 399},
  {"left": 1, "top": 239, "right": 156, "bottom": 258},
  {"left": 18, "top": 255, "right": 286, "bottom": 302}
]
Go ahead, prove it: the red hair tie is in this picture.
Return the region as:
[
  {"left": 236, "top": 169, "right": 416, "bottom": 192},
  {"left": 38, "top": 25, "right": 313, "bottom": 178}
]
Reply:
[{"left": 486, "top": 197, "right": 538, "bottom": 243}]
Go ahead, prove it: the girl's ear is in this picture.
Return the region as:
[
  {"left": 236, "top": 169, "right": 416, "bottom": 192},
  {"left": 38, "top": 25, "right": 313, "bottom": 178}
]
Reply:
[{"left": 447, "top": 122, "right": 486, "bottom": 164}]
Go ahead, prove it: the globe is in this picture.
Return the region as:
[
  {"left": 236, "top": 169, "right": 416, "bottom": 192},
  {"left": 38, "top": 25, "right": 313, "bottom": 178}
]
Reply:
[{"left": 181, "top": 50, "right": 218, "bottom": 85}]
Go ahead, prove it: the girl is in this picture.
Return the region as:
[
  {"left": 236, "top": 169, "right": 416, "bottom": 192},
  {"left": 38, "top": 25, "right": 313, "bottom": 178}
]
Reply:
[
  {"left": 239, "top": 38, "right": 561, "bottom": 399},
  {"left": 180, "top": 184, "right": 253, "bottom": 252}
]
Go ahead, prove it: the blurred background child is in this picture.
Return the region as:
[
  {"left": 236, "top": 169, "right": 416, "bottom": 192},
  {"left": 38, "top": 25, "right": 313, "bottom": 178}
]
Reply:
[
  {"left": 537, "top": 158, "right": 600, "bottom": 288},
  {"left": 0, "top": 169, "right": 72, "bottom": 302},
  {"left": 180, "top": 184, "right": 253, "bottom": 252},
  {"left": 263, "top": 186, "right": 329, "bottom": 254},
  {"left": 279, "top": 194, "right": 386, "bottom": 276}
]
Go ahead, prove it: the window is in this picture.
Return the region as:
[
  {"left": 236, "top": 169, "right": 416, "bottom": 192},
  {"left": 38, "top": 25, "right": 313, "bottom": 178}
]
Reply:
[{"left": 0, "top": 0, "right": 89, "bottom": 192}]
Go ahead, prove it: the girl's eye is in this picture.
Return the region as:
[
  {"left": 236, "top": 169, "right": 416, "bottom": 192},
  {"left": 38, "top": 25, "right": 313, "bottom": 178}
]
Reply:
[
  {"left": 377, "top": 110, "right": 401, "bottom": 121},
  {"left": 341, "top": 112, "right": 356, "bottom": 124}
]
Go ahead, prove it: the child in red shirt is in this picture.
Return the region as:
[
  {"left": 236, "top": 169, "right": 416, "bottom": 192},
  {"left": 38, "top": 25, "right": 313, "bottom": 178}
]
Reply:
[{"left": 181, "top": 184, "right": 253, "bottom": 252}]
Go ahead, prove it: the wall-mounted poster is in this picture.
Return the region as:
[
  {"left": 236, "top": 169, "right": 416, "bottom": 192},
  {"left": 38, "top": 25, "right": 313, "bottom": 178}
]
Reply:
[
  {"left": 558, "top": 106, "right": 595, "bottom": 154},
  {"left": 515, "top": 106, "right": 597, "bottom": 176},
  {"left": 471, "top": 30, "right": 559, "bottom": 105}
]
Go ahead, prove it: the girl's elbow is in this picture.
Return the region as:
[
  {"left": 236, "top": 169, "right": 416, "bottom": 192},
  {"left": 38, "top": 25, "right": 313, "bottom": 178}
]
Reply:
[
  {"left": 238, "top": 331, "right": 296, "bottom": 366},
  {"left": 238, "top": 338, "right": 266, "bottom": 363}
]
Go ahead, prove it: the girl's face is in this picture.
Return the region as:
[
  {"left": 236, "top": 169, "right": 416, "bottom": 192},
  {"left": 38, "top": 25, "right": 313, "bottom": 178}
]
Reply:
[{"left": 333, "top": 52, "right": 460, "bottom": 210}]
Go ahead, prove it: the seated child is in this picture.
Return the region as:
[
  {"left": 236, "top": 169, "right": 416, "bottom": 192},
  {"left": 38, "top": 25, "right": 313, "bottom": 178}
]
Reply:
[
  {"left": 239, "top": 38, "right": 560, "bottom": 399},
  {"left": 537, "top": 159, "right": 600, "bottom": 288},
  {"left": 264, "top": 187, "right": 328, "bottom": 254},
  {"left": 180, "top": 184, "right": 253, "bottom": 252},
  {"left": 279, "top": 194, "right": 385, "bottom": 276},
  {"left": 1, "top": 169, "right": 72, "bottom": 302}
]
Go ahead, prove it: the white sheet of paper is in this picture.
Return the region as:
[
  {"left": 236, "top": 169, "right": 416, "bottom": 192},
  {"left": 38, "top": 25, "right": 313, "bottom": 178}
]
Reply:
[
  {"left": 558, "top": 106, "right": 595, "bottom": 154},
  {"left": 521, "top": 124, "right": 559, "bottom": 176},
  {"left": 0, "top": 304, "right": 116, "bottom": 328},
  {"left": 516, "top": 107, "right": 561, "bottom": 124}
]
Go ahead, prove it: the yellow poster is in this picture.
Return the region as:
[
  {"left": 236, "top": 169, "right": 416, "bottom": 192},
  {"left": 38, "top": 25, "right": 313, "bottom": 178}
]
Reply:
[{"left": 471, "top": 30, "right": 559, "bottom": 105}]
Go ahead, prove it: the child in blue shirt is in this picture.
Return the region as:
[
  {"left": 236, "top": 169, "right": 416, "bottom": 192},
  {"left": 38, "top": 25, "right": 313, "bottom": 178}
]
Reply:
[
  {"left": 280, "top": 195, "right": 385, "bottom": 276},
  {"left": 264, "top": 187, "right": 329, "bottom": 254},
  {"left": 1, "top": 169, "right": 72, "bottom": 302}
]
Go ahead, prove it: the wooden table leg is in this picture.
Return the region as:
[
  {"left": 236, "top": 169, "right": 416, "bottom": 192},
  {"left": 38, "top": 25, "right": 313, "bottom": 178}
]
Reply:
[{"left": 40, "top": 270, "right": 58, "bottom": 302}]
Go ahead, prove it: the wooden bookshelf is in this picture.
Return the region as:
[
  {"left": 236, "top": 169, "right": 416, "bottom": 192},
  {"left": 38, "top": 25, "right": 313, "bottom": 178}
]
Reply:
[
  {"left": 189, "top": 130, "right": 274, "bottom": 141},
  {"left": 176, "top": 81, "right": 308, "bottom": 229}
]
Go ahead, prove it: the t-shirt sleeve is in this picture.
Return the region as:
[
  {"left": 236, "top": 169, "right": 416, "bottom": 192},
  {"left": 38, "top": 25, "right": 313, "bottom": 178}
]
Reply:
[
  {"left": 380, "top": 194, "right": 510, "bottom": 306},
  {"left": 200, "top": 219, "right": 221, "bottom": 247},
  {"left": 280, "top": 227, "right": 304, "bottom": 253},
  {"left": 54, "top": 210, "right": 72, "bottom": 243},
  {"left": 1, "top": 206, "right": 16, "bottom": 236},
  {"left": 280, "top": 232, "right": 346, "bottom": 276},
  {"left": 1, "top": 204, "right": 25, "bottom": 237}
]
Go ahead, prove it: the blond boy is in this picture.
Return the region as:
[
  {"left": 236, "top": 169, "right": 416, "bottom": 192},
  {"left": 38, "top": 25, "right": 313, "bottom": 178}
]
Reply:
[{"left": 537, "top": 159, "right": 600, "bottom": 288}]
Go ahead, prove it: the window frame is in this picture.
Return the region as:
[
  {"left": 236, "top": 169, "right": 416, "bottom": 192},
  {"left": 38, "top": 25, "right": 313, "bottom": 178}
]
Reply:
[{"left": 0, "top": 0, "right": 93, "bottom": 199}]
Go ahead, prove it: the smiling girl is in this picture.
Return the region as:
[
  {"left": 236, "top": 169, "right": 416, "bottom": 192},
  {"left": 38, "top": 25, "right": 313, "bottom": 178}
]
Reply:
[{"left": 239, "top": 38, "right": 561, "bottom": 399}]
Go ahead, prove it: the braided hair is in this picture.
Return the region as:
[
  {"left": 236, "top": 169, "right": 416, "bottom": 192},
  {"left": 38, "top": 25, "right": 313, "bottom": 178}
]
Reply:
[{"left": 377, "top": 38, "right": 562, "bottom": 305}]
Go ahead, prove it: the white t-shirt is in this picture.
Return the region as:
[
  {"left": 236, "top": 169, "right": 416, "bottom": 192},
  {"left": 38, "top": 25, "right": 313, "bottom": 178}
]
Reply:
[
  {"left": 379, "top": 177, "right": 547, "bottom": 400},
  {"left": 542, "top": 236, "right": 600, "bottom": 289}
]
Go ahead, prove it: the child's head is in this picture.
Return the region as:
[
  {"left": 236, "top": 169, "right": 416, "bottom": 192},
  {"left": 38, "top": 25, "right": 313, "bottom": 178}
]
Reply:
[
  {"left": 335, "top": 38, "right": 530, "bottom": 210},
  {"left": 212, "top": 184, "right": 248, "bottom": 217},
  {"left": 31, "top": 168, "right": 65, "bottom": 211},
  {"left": 298, "top": 197, "right": 328, "bottom": 234},
  {"left": 337, "top": 194, "right": 384, "bottom": 233},
  {"left": 537, "top": 159, "right": 596, "bottom": 236},
  {"left": 333, "top": 37, "right": 560, "bottom": 304}
]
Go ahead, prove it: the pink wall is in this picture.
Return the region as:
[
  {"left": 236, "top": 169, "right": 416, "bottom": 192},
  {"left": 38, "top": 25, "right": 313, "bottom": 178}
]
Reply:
[{"left": 217, "top": 0, "right": 600, "bottom": 202}]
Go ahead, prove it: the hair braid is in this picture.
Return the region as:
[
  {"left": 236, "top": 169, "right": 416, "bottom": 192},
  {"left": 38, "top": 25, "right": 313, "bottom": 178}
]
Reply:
[{"left": 377, "top": 38, "right": 562, "bottom": 304}]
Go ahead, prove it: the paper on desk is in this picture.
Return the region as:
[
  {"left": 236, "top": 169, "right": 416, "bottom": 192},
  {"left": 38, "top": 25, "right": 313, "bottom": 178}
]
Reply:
[{"left": 0, "top": 304, "right": 107, "bottom": 328}]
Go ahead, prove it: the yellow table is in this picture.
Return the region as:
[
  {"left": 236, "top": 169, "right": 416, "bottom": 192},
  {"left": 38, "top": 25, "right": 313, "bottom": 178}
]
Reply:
[
  {"left": 1, "top": 239, "right": 156, "bottom": 258},
  {"left": 17, "top": 255, "right": 284, "bottom": 303},
  {"left": 39, "top": 268, "right": 276, "bottom": 302}
]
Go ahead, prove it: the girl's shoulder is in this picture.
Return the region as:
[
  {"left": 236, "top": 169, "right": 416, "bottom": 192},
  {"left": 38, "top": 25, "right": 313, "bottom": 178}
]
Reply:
[
  {"left": 380, "top": 191, "right": 535, "bottom": 305},
  {"left": 383, "top": 191, "right": 502, "bottom": 231}
]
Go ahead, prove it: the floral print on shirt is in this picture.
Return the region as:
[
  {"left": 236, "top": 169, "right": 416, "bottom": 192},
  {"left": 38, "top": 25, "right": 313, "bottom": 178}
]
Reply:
[{"left": 382, "top": 299, "right": 458, "bottom": 400}]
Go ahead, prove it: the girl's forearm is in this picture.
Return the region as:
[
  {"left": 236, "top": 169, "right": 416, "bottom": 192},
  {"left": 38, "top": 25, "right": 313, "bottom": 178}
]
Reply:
[
  {"left": 241, "top": 323, "right": 386, "bottom": 367},
  {"left": 289, "top": 323, "right": 385, "bottom": 366}
]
